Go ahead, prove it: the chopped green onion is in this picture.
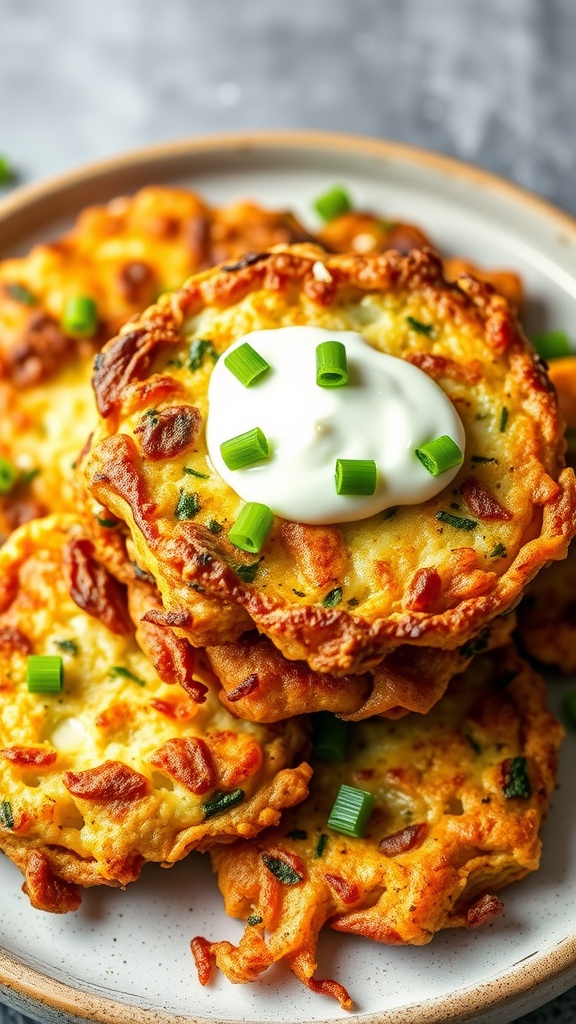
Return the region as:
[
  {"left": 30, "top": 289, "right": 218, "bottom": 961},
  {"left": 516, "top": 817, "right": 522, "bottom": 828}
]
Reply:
[
  {"left": 61, "top": 295, "right": 98, "bottom": 337},
  {"left": 26, "top": 655, "right": 62, "bottom": 693},
  {"left": 225, "top": 343, "right": 270, "bottom": 387},
  {"left": 220, "top": 427, "right": 269, "bottom": 471},
  {"left": 315, "top": 833, "right": 329, "bottom": 858},
  {"left": 561, "top": 690, "right": 576, "bottom": 729},
  {"left": 19, "top": 468, "right": 40, "bottom": 486},
  {"left": 287, "top": 829, "right": 307, "bottom": 840},
  {"left": 459, "top": 629, "right": 489, "bottom": 660},
  {"left": 415, "top": 436, "right": 463, "bottom": 477},
  {"left": 322, "top": 586, "right": 343, "bottom": 608},
  {"left": 466, "top": 734, "right": 481, "bottom": 754},
  {"left": 435, "top": 510, "right": 478, "bottom": 531},
  {"left": 0, "top": 800, "right": 13, "bottom": 829},
  {"left": 174, "top": 490, "right": 201, "bottom": 520},
  {"left": 292, "top": 588, "right": 306, "bottom": 597},
  {"left": 313, "top": 185, "right": 352, "bottom": 222},
  {"left": 0, "top": 458, "right": 18, "bottom": 495},
  {"left": 261, "top": 852, "right": 303, "bottom": 885},
  {"left": 500, "top": 407, "right": 509, "bottom": 432},
  {"left": 203, "top": 788, "right": 245, "bottom": 819},
  {"left": 314, "top": 712, "right": 349, "bottom": 761},
  {"left": 327, "top": 784, "right": 375, "bottom": 838},
  {"left": 406, "top": 316, "right": 435, "bottom": 337},
  {"left": 501, "top": 756, "right": 531, "bottom": 799},
  {"left": 6, "top": 283, "right": 37, "bottom": 305},
  {"left": 316, "top": 341, "right": 349, "bottom": 388},
  {"left": 532, "top": 330, "right": 571, "bottom": 360},
  {"left": 471, "top": 455, "right": 498, "bottom": 465},
  {"left": 490, "top": 542, "right": 507, "bottom": 559},
  {"left": 229, "top": 502, "right": 274, "bottom": 554},
  {"left": 207, "top": 519, "right": 223, "bottom": 535},
  {"left": 0, "top": 156, "right": 13, "bottom": 184},
  {"left": 96, "top": 516, "right": 118, "bottom": 529},
  {"left": 234, "top": 561, "right": 261, "bottom": 583},
  {"left": 247, "top": 914, "right": 263, "bottom": 926},
  {"left": 188, "top": 338, "right": 218, "bottom": 371},
  {"left": 109, "top": 665, "right": 145, "bottom": 686},
  {"left": 335, "top": 458, "right": 377, "bottom": 496},
  {"left": 183, "top": 467, "right": 210, "bottom": 479},
  {"left": 54, "top": 639, "right": 78, "bottom": 656}
]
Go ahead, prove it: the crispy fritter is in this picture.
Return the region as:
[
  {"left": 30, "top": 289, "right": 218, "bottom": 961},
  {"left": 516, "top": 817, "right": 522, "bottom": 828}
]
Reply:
[
  {"left": 0, "top": 515, "right": 311, "bottom": 911},
  {"left": 85, "top": 246, "right": 575, "bottom": 687},
  {"left": 0, "top": 187, "right": 313, "bottom": 541},
  {"left": 518, "top": 355, "right": 576, "bottom": 668},
  {"left": 193, "top": 648, "right": 562, "bottom": 1009}
]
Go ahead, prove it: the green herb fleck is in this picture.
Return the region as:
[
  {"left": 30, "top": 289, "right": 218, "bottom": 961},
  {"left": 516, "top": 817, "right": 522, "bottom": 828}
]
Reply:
[
  {"left": 406, "top": 316, "right": 436, "bottom": 337},
  {"left": 174, "top": 490, "right": 200, "bottom": 520},
  {"left": 287, "top": 829, "right": 308, "bottom": 840},
  {"left": 247, "top": 914, "right": 263, "bottom": 926},
  {"left": 0, "top": 156, "right": 13, "bottom": 185},
  {"left": 96, "top": 516, "right": 119, "bottom": 529},
  {"left": 561, "top": 691, "right": 576, "bottom": 730},
  {"left": 501, "top": 756, "right": 531, "bottom": 799},
  {"left": 203, "top": 788, "right": 245, "bottom": 819},
  {"left": 465, "top": 734, "right": 481, "bottom": 754},
  {"left": 460, "top": 628, "right": 489, "bottom": 660},
  {"left": 292, "top": 589, "right": 306, "bottom": 597},
  {"left": 471, "top": 455, "right": 498, "bottom": 465},
  {"left": 6, "top": 282, "right": 37, "bottom": 305},
  {"left": 19, "top": 468, "right": 40, "bottom": 487},
  {"left": 322, "top": 587, "right": 343, "bottom": 608},
  {"left": 490, "top": 542, "right": 507, "bottom": 559},
  {"left": 347, "top": 596, "right": 360, "bottom": 607},
  {"left": 435, "top": 511, "right": 478, "bottom": 531},
  {"left": 500, "top": 407, "right": 509, "bottom": 432},
  {"left": 188, "top": 338, "right": 218, "bottom": 372},
  {"left": 207, "top": 519, "right": 223, "bottom": 535},
  {"left": 109, "top": 665, "right": 145, "bottom": 687},
  {"left": 235, "top": 562, "right": 260, "bottom": 583},
  {"left": 167, "top": 357, "right": 183, "bottom": 369},
  {"left": 54, "top": 640, "right": 78, "bottom": 656},
  {"left": 315, "top": 833, "right": 329, "bottom": 858},
  {"left": 183, "top": 467, "right": 210, "bottom": 479},
  {"left": 0, "top": 800, "right": 13, "bottom": 829},
  {"left": 261, "top": 852, "right": 303, "bottom": 886},
  {"left": 382, "top": 507, "right": 397, "bottom": 520}
]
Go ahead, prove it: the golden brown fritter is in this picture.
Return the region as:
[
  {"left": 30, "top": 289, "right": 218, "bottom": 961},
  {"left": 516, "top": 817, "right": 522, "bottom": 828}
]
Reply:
[
  {"left": 192, "top": 648, "right": 562, "bottom": 1010},
  {"left": 0, "top": 188, "right": 314, "bottom": 542},
  {"left": 85, "top": 246, "right": 575, "bottom": 689},
  {"left": 0, "top": 515, "right": 311, "bottom": 911},
  {"left": 518, "top": 355, "right": 576, "bottom": 668}
]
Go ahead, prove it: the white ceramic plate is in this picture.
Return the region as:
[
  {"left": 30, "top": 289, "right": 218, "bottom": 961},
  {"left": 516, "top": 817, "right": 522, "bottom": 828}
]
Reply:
[{"left": 0, "top": 131, "right": 575, "bottom": 1024}]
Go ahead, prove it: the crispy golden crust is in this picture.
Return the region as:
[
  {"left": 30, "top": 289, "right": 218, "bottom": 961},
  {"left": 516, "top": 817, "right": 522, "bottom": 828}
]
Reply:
[
  {"left": 0, "top": 515, "right": 311, "bottom": 910},
  {"left": 0, "top": 188, "right": 314, "bottom": 542},
  {"left": 193, "top": 649, "right": 562, "bottom": 1009},
  {"left": 518, "top": 355, "right": 576, "bottom": 668},
  {"left": 85, "top": 246, "right": 575, "bottom": 681}
]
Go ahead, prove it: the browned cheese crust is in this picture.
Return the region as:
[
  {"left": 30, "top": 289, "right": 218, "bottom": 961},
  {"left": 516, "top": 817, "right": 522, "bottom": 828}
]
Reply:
[
  {"left": 518, "top": 355, "right": 576, "bottom": 668},
  {"left": 192, "top": 648, "right": 562, "bottom": 1009},
  {"left": 84, "top": 246, "right": 576, "bottom": 684},
  {"left": 0, "top": 515, "right": 311, "bottom": 911},
  {"left": 0, "top": 187, "right": 314, "bottom": 542}
]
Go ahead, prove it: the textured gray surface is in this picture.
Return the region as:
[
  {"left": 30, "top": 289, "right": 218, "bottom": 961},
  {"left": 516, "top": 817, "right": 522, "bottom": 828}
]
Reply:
[{"left": 0, "top": 1, "right": 575, "bottom": 1022}]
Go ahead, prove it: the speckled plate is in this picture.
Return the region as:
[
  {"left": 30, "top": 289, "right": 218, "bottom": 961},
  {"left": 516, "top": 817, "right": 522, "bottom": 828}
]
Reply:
[{"left": 0, "top": 131, "right": 575, "bottom": 1024}]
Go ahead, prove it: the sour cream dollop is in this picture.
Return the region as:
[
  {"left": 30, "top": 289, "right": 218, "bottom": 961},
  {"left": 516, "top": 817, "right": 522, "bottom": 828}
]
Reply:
[{"left": 206, "top": 327, "right": 465, "bottom": 525}]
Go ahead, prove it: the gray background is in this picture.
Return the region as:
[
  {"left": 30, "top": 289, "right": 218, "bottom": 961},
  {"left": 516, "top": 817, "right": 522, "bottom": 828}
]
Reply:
[{"left": 0, "top": 1, "right": 575, "bottom": 1022}]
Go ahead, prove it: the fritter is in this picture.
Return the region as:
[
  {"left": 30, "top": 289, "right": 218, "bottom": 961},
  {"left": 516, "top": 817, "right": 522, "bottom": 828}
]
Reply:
[
  {"left": 0, "top": 187, "right": 313, "bottom": 540},
  {"left": 518, "top": 355, "right": 576, "bottom": 669},
  {"left": 85, "top": 246, "right": 575, "bottom": 686},
  {"left": 192, "top": 648, "right": 563, "bottom": 1010},
  {"left": 0, "top": 514, "right": 311, "bottom": 912}
]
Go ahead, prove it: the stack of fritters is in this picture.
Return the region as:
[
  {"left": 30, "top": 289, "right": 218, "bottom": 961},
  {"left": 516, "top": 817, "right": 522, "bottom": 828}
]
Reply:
[{"left": 0, "top": 184, "right": 572, "bottom": 1010}]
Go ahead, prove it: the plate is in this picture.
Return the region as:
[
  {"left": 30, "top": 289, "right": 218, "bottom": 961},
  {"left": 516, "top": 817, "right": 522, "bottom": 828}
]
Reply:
[{"left": 0, "top": 130, "right": 576, "bottom": 1024}]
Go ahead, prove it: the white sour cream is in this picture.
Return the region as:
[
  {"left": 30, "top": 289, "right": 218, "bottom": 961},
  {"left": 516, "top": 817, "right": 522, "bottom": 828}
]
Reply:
[{"left": 206, "top": 327, "right": 465, "bottom": 524}]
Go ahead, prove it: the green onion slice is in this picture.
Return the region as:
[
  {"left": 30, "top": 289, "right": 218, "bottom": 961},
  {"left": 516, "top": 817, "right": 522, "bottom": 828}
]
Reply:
[
  {"left": 220, "top": 427, "right": 269, "bottom": 471},
  {"left": 314, "top": 713, "right": 349, "bottom": 761},
  {"left": 0, "top": 458, "right": 18, "bottom": 495},
  {"left": 316, "top": 341, "right": 349, "bottom": 388},
  {"left": 203, "top": 788, "right": 245, "bottom": 819},
  {"left": 436, "top": 510, "right": 478, "bottom": 531},
  {"left": 26, "top": 655, "right": 62, "bottom": 693},
  {"left": 415, "top": 436, "right": 463, "bottom": 476},
  {"left": 335, "top": 458, "right": 377, "bottom": 496},
  {"left": 224, "top": 343, "right": 270, "bottom": 387},
  {"left": 532, "top": 330, "right": 571, "bottom": 360},
  {"left": 229, "top": 502, "right": 274, "bottom": 554},
  {"left": 0, "top": 156, "right": 12, "bottom": 184},
  {"left": 62, "top": 295, "right": 98, "bottom": 337},
  {"left": 313, "top": 185, "right": 352, "bottom": 222},
  {"left": 327, "top": 783, "right": 375, "bottom": 838},
  {"left": 0, "top": 800, "right": 13, "bottom": 829}
]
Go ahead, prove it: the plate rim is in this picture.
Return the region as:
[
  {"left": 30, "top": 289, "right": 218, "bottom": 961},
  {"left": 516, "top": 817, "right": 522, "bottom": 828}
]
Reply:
[{"left": 1, "top": 128, "right": 575, "bottom": 1024}]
